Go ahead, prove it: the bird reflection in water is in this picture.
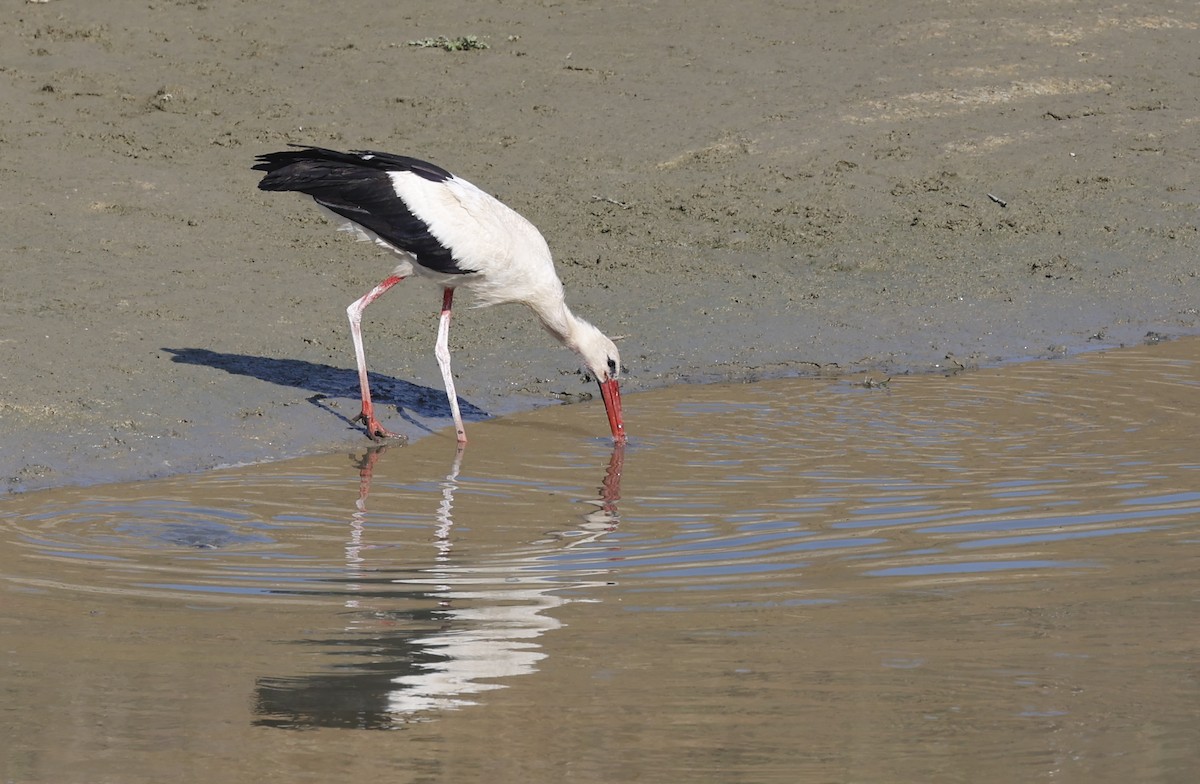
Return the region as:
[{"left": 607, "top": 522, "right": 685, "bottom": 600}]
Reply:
[{"left": 253, "top": 443, "right": 624, "bottom": 729}]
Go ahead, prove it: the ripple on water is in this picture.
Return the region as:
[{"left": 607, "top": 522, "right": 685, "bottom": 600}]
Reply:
[
  {"left": 20, "top": 498, "right": 277, "bottom": 556},
  {"left": 3, "top": 344, "right": 1196, "bottom": 607},
  {"left": 0, "top": 341, "right": 1197, "bottom": 734}
]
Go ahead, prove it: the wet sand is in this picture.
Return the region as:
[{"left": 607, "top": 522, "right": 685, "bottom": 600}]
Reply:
[{"left": 2, "top": 0, "right": 1198, "bottom": 492}]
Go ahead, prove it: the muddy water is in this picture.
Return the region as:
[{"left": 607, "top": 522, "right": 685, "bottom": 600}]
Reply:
[{"left": 2, "top": 340, "right": 1197, "bottom": 783}]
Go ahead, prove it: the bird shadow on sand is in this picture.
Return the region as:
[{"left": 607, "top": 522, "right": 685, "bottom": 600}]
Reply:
[{"left": 163, "top": 348, "right": 489, "bottom": 435}]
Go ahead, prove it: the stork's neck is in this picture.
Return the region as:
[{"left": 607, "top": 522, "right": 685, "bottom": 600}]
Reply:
[
  {"left": 532, "top": 297, "right": 580, "bottom": 348},
  {"left": 530, "top": 295, "right": 619, "bottom": 384},
  {"left": 532, "top": 296, "right": 594, "bottom": 354}
]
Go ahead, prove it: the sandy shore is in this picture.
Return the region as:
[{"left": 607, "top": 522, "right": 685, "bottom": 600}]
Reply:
[{"left": 2, "top": 0, "right": 1197, "bottom": 493}]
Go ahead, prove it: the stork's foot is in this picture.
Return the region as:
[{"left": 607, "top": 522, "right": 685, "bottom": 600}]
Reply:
[{"left": 352, "top": 410, "right": 403, "bottom": 442}]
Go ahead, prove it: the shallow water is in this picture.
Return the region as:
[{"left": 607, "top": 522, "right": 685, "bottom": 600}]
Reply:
[{"left": 2, "top": 339, "right": 1198, "bottom": 783}]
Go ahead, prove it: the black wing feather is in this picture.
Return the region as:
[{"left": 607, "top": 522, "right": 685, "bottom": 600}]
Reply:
[
  {"left": 254, "top": 144, "right": 454, "bottom": 182},
  {"left": 254, "top": 145, "right": 467, "bottom": 275}
]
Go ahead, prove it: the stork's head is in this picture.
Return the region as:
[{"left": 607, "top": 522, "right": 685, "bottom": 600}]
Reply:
[{"left": 568, "top": 320, "right": 626, "bottom": 444}]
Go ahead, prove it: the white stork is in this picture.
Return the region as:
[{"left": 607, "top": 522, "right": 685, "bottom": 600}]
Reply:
[{"left": 253, "top": 145, "right": 625, "bottom": 444}]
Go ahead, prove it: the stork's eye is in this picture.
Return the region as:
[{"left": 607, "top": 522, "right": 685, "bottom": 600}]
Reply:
[{"left": 607, "top": 358, "right": 618, "bottom": 376}]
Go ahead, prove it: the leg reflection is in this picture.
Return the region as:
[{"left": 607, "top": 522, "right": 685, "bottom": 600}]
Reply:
[{"left": 253, "top": 442, "right": 627, "bottom": 728}]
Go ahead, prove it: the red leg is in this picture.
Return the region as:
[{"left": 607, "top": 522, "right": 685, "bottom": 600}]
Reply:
[{"left": 346, "top": 274, "right": 406, "bottom": 440}]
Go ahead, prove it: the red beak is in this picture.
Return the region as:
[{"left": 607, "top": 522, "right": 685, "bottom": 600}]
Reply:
[{"left": 598, "top": 377, "right": 626, "bottom": 444}]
